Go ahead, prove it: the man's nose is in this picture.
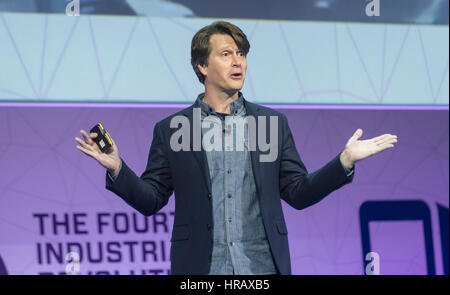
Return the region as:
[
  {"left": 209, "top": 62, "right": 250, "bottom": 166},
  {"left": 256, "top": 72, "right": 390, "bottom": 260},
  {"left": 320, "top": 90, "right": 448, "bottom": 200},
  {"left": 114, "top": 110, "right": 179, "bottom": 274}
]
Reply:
[{"left": 232, "top": 53, "right": 241, "bottom": 66}]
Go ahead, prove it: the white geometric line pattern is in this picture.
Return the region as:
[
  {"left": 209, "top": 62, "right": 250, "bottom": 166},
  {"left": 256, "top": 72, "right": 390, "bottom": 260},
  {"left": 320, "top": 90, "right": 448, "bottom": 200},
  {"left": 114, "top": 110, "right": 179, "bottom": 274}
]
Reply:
[{"left": 0, "top": 12, "right": 448, "bottom": 104}]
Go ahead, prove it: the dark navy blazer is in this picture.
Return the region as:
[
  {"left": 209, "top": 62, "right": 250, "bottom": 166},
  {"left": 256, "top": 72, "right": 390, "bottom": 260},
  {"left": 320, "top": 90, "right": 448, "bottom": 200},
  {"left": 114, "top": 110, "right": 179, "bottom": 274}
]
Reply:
[{"left": 106, "top": 99, "right": 354, "bottom": 275}]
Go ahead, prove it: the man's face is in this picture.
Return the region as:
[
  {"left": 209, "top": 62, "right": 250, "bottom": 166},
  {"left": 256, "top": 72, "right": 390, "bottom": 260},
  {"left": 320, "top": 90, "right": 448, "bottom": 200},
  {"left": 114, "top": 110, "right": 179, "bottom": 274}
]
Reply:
[{"left": 198, "top": 34, "right": 247, "bottom": 93}]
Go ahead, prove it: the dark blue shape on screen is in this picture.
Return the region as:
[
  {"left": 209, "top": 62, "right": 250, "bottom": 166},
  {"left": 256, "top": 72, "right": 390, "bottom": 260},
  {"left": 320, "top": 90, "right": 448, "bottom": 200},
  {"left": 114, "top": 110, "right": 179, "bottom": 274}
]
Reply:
[{"left": 359, "top": 200, "right": 435, "bottom": 275}]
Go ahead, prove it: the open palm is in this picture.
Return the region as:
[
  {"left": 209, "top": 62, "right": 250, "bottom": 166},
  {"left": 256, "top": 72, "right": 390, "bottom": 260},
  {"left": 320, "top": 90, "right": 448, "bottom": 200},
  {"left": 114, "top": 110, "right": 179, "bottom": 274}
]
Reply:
[{"left": 344, "top": 129, "right": 398, "bottom": 164}]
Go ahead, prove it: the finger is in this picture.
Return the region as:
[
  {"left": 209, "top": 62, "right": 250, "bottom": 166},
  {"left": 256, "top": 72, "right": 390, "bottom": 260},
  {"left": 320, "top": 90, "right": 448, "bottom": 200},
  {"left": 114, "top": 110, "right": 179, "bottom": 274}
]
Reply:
[
  {"left": 371, "top": 134, "right": 389, "bottom": 143},
  {"left": 386, "top": 137, "right": 398, "bottom": 144},
  {"left": 80, "top": 137, "right": 102, "bottom": 154},
  {"left": 375, "top": 135, "right": 398, "bottom": 145},
  {"left": 90, "top": 132, "right": 98, "bottom": 139},
  {"left": 75, "top": 137, "right": 95, "bottom": 151},
  {"left": 377, "top": 143, "right": 395, "bottom": 151},
  {"left": 372, "top": 134, "right": 395, "bottom": 144},
  {"left": 80, "top": 130, "right": 94, "bottom": 144}
]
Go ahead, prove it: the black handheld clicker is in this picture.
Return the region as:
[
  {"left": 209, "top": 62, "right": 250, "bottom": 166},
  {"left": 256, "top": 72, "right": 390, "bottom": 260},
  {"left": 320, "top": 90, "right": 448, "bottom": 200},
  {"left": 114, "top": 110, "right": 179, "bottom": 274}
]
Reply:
[{"left": 90, "top": 123, "right": 113, "bottom": 153}]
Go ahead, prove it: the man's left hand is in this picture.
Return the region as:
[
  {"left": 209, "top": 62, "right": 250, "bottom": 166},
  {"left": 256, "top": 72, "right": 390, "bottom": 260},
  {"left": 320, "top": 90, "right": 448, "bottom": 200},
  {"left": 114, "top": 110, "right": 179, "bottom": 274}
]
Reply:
[{"left": 340, "top": 129, "right": 398, "bottom": 169}]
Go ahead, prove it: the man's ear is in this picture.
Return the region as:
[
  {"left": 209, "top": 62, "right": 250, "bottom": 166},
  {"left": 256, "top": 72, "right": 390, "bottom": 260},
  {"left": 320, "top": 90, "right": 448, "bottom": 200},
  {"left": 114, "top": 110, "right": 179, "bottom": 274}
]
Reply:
[{"left": 198, "top": 64, "right": 207, "bottom": 77}]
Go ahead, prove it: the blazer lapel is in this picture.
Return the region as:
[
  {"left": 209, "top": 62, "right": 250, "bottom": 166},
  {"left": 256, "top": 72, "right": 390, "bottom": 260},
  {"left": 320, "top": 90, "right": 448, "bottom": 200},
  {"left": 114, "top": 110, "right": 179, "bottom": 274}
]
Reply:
[
  {"left": 244, "top": 100, "right": 262, "bottom": 194},
  {"left": 181, "top": 104, "right": 212, "bottom": 194}
]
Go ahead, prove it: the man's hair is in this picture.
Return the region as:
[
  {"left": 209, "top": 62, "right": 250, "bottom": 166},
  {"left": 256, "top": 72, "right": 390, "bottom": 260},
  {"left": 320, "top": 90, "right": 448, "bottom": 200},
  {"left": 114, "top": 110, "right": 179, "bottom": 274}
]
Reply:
[{"left": 191, "top": 21, "right": 250, "bottom": 84}]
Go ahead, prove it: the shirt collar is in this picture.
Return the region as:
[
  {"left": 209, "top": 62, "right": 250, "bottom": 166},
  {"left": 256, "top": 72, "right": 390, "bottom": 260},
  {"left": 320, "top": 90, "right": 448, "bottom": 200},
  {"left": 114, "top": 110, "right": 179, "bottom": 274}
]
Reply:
[{"left": 195, "top": 92, "right": 245, "bottom": 117}]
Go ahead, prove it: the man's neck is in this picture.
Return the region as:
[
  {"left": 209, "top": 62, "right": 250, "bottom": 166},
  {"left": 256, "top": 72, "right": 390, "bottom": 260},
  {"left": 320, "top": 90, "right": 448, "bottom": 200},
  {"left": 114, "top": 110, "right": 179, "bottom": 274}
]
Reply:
[{"left": 202, "top": 88, "right": 239, "bottom": 114}]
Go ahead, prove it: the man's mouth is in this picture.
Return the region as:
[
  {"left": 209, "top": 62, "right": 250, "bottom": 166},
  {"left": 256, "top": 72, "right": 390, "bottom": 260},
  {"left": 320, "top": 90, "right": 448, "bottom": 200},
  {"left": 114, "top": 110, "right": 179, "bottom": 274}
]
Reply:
[{"left": 231, "top": 73, "right": 243, "bottom": 79}]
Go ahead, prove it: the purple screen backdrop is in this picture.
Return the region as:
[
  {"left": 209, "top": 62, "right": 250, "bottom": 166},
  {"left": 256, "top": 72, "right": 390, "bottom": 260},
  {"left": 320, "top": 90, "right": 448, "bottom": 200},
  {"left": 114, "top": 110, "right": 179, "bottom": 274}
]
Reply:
[{"left": 0, "top": 104, "right": 448, "bottom": 275}]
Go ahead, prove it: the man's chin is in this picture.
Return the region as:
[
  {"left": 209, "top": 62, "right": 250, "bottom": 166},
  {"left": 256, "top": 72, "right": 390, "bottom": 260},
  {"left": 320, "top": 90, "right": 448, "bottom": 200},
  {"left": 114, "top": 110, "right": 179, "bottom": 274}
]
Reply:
[
  {"left": 225, "top": 87, "right": 243, "bottom": 96},
  {"left": 216, "top": 81, "right": 244, "bottom": 95},
  {"left": 228, "top": 82, "right": 244, "bottom": 92}
]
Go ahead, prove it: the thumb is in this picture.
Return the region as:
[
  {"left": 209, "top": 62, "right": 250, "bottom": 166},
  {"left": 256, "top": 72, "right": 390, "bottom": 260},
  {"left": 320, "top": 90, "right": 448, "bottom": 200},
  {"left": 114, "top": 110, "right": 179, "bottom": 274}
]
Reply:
[
  {"left": 352, "top": 128, "right": 363, "bottom": 140},
  {"left": 346, "top": 128, "right": 363, "bottom": 147},
  {"left": 110, "top": 136, "right": 116, "bottom": 147},
  {"left": 108, "top": 136, "right": 119, "bottom": 154}
]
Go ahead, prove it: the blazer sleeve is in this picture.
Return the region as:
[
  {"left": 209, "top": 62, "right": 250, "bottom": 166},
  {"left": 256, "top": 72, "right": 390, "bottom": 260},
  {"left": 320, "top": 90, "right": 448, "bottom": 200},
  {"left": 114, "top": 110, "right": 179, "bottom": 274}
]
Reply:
[
  {"left": 279, "top": 114, "right": 354, "bottom": 210},
  {"left": 105, "top": 122, "right": 174, "bottom": 216}
]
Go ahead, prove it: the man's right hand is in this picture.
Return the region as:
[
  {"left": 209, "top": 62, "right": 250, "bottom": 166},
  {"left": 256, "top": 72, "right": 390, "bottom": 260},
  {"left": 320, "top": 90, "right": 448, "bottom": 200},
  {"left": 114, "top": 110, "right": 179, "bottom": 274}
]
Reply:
[{"left": 75, "top": 129, "right": 121, "bottom": 176}]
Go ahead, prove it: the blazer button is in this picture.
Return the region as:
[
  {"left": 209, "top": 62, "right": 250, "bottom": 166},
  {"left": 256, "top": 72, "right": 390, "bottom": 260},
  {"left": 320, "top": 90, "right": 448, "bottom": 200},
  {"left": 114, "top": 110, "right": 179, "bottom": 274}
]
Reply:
[
  {"left": 206, "top": 224, "right": 212, "bottom": 231},
  {"left": 207, "top": 193, "right": 212, "bottom": 200}
]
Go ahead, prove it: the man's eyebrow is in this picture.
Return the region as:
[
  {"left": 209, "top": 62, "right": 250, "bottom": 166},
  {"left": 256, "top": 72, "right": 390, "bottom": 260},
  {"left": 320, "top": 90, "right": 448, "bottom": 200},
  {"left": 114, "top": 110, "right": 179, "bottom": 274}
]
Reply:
[{"left": 217, "top": 46, "right": 240, "bottom": 52}]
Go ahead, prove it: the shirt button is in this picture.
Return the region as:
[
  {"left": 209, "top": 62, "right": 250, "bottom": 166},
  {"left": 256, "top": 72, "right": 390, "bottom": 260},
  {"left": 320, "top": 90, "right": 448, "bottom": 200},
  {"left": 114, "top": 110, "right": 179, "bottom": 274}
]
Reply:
[
  {"left": 227, "top": 169, "right": 231, "bottom": 174},
  {"left": 227, "top": 193, "right": 232, "bottom": 199},
  {"left": 229, "top": 242, "right": 234, "bottom": 246},
  {"left": 228, "top": 217, "right": 232, "bottom": 222}
]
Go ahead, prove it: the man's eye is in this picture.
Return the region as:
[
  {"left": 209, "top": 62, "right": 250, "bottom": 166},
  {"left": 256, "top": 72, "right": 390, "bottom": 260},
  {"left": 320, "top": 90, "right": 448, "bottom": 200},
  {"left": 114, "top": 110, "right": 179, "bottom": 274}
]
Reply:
[{"left": 223, "top": 53, "right": 229, "bottom": 56}]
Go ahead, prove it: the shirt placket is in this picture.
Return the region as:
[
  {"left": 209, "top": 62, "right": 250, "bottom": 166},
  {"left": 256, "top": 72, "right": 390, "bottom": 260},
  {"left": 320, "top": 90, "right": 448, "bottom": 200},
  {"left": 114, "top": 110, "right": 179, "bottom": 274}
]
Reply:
[
  {"left": 223, "top": 114, "right": 239, "bottom": 273},
  {"left": 202, "top": 110, "right": 225, "bottom": 274}
]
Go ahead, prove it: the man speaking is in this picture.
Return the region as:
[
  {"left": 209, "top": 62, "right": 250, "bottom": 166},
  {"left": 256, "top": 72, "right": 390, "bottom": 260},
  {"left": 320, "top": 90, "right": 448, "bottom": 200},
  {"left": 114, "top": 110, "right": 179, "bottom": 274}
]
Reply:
[{"left": 75, "top": 21, "right": 398, "bottom": 275}]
